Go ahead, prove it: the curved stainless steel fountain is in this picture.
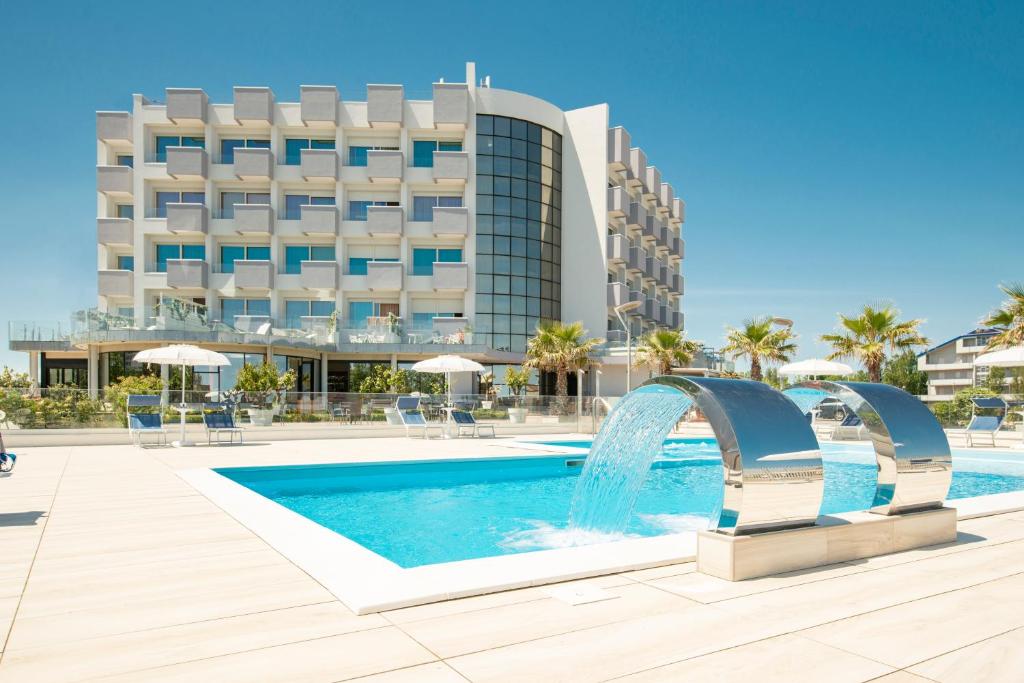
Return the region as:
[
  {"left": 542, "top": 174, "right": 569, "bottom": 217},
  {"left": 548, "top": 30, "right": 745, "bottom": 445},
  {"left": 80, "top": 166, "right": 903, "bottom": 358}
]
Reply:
[{"left": 783, "top": 380, "right": 952, "bottom": 514}]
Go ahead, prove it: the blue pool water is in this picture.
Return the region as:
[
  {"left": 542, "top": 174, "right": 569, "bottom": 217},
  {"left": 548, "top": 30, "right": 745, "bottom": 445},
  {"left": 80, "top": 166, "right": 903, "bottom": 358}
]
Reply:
[{"left": 217, "top": 438, "right": 1024, "bottom": 568}]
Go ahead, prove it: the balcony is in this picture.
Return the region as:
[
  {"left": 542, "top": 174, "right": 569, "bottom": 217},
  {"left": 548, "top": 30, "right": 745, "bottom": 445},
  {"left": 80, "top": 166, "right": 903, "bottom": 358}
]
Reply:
[
  {"left": 671, "top": 310, "right": 682, "bottom": 329},
  {"left": 233, "top": 86, "right": 273, "bottom": 124},
  {"left": 166, "top": 147, "right": 208, "bottom": 180},
  {"left": 366, "top": 206, "right": 403, "bottom": 237},
  {"left": 234, "top": 261, "right": 274, "bottom": 289},
  {"left": 97, "top": 165, "right": 133, "bottom": 196},
  {"left": 432, "top": 151, "right": 469, "bottom": 184},
  {"left": 97, "top": 218, "right": 133, "bottom": 246},
  {"left": 672, "top": 198, "right": 686, "bottom": 224},
  {"left": 606, "top": 233, "right": 629, "bottom": 262},
  {"left": 300, "top": 205, "right": 338, "bottom": 236},
  {"left": 300, "top": 261, "right": 338, "bottom": 290},
  {"left": 96, "top": 112, "right": 132, "bottom": 143},
  {"left": 300, "top": 85, "right": 338, "bottom": 126},
  {"left": 367, "top": 84, "right": 404, "bottom": 127},
  {"left": 672, "top": 273, "right": 683, "bottom": 294},
  {"left": 432, "top": 262, "right": 469, "bottom": 290},
  {"left": 165, "top": 88, "right": 207, "bottom": 124},
  {"left": 166, "top": 203, "right": 208, "bottom": 234},
  {"left": 98, "top": 270, "right": 133, "bottom": 298},
  {"left": 607, "top": 186, "right": 629, "bottom": 219},
  {"left": 644, "top": 255, "right": 659, "bottom": 281},
  {"left": 659, "top": 265, "right": 671, "bottom": 288},
  {"left": 233, "top": 204, "right": 274, "bottom": 235},
  {"left": 608, "top": 127, "right": 630, "bottom": 172},
  {"left": 607, "top": 282, "right": 630, "bottom": 307},
  {"left": 233, "top": 147, "right": 273, "bottom": 180},
  {"left": 643, "top": 298, "right": 658, "bottom": 320},
  {"left": 660, "top": 304, "right": 670, "bottom": 326},
  {"left": 366, "top": 261, "right": 403, "bottom": 290},
  {"left": 626, "top": 202, "right": 647, "bottom": 230},
  {"left": 433, "top": 83, "right": 469, "bottom": 128},
  {"left": 644, "top": 166, "right": 661, "bottom": 202},
  {"left": 659, "top": 182, "right": 674, "bottom": 213},
  {"left": 628, "top": 148, "right": 647, "bottom": 189},
  {"left": 642, "top": 216, "right": 658, "bottom": 242},
  {"left": 166, "top": 260, "right": 208, "bottom": 289},
  {"left": 367, "top": 150, "right": 403, "bottom": 183},
  {"left": 301, "top": 148, "right": 338, "bottom": 180},
  {"left": 627, "top": 245, "right": 646, "bottom": 271},
  {"left": 432, "top": 206, "right": 468, "bottom": 236}
]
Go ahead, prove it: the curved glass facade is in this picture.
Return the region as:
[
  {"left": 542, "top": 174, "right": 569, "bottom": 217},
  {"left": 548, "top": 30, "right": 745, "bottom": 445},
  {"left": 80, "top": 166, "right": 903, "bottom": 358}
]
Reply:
[{"left": 474, "top": 114, "right": 562, "bottom": 353}]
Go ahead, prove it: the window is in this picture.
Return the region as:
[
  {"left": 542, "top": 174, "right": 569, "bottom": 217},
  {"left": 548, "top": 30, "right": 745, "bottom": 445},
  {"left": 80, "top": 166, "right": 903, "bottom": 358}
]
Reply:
[
  {"left": 285, "top": 300, "right": 335, "bottom": 328},
  {"left": 116, "top": 204, "right": 134, "bottom": 219},
  {"left": 412, "top": 195, "right": 463, "bottom": 221},
  {"left": 412, "top": 248, "right": 462, "bottom": 276},
  {"left": 221, "top": 298, "right": 270, "bottom": 324},
  {"left": 155, "top": 135, "right": 204, "bottom": 162},
  {"left": 219, "top": 138, "right": 270, "bottom": 164},
  {"left": 347, "top": 200, "right": 399, "bottom": 221},
  {"left": 220, "top": 191, "right": 270, "bottom": 218},
  {"left": 155, "top": 191, "right": 205, "bottom": 218},
  {"left": 284, "top": 138, "right": 334, "bottom": 165},
  {"left": 412, "top": 140, "right": 463, "bottom": 167},
  {"left": 155, "top": 244, "right": 205, "bottom": 272},
  {"left": 116, "top": 255, "right": 134, "bottom": 271},
  {"left": 116, "top": 155, "right": 133, "bottom": 168},
  {"left": 116, "top": 306, "right": 134, "bottom": 318},
  {"left": 284, "top": 245, "right": 336, "bottom": 274},
  {"left": 347, "top": 144, "right": 400, "bottom": 166},
  {"left": 284, "top": 194, "right": 335, "bottom": 219},
  {"left": 219, "top": 245, "right": 270, "bottom": 273},
  {"left": 348, "top": 255, "right": 399, "bottom": 275},
  {"left": 346, "top": 301, "right": 398, "bottom": 327}
]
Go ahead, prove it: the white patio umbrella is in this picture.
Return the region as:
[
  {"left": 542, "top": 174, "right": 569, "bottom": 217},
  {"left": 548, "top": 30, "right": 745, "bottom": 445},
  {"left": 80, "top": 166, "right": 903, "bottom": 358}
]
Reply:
[
  {"left": 779, "top": 359, "right": 854, "bottom": 377},
  {"left": 973, "top": 346, "right": 1024, "bottom": 368},
  {"left": 133, "top": 345, "right": 231, "bottom": 447},
  {"left": 411, "top": 355, "right": 485, "bottom": 404}
]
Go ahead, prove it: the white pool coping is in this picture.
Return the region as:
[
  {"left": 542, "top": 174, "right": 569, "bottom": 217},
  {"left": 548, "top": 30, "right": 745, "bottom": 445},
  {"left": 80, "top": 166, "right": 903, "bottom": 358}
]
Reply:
[{"left": 178, "top": 444, "right": 1024, "bottom": 615}]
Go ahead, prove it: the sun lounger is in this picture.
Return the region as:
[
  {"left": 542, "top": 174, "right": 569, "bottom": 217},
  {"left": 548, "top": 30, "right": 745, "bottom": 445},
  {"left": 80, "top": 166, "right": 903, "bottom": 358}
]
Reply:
[
  {"left": 203, "top": 406, "right": 244, "bottom": 445},
  {"left": 399, "top": 409, "right": 442, "bottom": 438},
  {"left": 831, "top": 412, "right": 867, "bottom": 441},
  {"left": 450, "top": 410, "right": 496, "bottom": 438},
  {"left": 127, "top": 395, "right": 167, "bottom": 446},
  {"left": 948, "top": 397, "right": 1007, "bottom": 447}
]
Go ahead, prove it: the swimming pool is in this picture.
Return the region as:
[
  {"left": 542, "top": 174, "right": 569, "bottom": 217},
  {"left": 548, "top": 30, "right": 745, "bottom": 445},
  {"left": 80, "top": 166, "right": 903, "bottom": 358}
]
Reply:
[{"left": 215, "top": 438, "right": 1024, "bottom": 569}]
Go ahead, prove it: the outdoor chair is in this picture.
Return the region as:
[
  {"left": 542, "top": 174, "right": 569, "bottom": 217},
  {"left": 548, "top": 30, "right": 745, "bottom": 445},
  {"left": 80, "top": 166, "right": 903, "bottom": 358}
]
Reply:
[
  {"left": 126, "top": 395, "right": 167, "bottom": 446},
  {"left": 831, "top": 412, "right": 867, "bottom": 441},
  {"left": 202, "top": 405, "right": 244, "bottom": 445},
  {"left": 450, "top": 410, "right": 496, "bottom": 438},
  {"left": 956, "top": 398, "right": 1008, "bottom": 447},
  {"left": 398, "top": 409, "right": 442, "bottom": 438}
]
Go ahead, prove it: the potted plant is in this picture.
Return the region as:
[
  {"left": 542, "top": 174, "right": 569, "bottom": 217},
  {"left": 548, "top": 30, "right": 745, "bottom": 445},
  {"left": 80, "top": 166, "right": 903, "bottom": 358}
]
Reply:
[
  {"left": 505, "top": 366, "right": 530, "bottom": 424},
  {"left": 234, "top": 362, "right": 296, "bottom": 426}
]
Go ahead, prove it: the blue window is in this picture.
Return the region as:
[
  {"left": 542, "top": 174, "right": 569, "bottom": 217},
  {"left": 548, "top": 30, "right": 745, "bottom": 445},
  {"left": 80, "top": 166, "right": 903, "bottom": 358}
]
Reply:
[
  {"left": 219, "top": 138, "right": 270, "bottom": 164},
  {"left": 220, "top": 191, "right": 268, "bottom": 218},
  {"left": 247, "top": 246, "right": 270, "bottom": 261},
  {"left": 284, "top": 245, "right": 336, "bottom": 274},
  {"left": 220, "top": 245, "right": 268, "bottom": 273},
  {"left": 116, "top": 204, "right": 134, "bottom": 219},
  {"left": 412, "top": 248, "right": 463, "bottom": 276},
  {"left": 412, "top": 140, "right": 463, "bottom": 167},
  {"left": 221, "top": 298, "right": 270, "bottom": 324},
  {"left": 116, "top": 155, "right": 133, "bottom": 168},
  {"left": 348, "top": 146, "right": 368, "bottom": 166},
  {"left": 156, "top": 244, "right": 204, "bottom": 272},
  {"left": 348, "top": 301, "right": 376, "bottom": 327},
  {"left": 116, "top": 306, "right": 134, "bottom": 318},
  {"left": 285, "top": 300, "right": 336, "bottom": 328},
  {"left": 117, "top": 255, "right": 134, "bottom": 271},
  {"left": 248, "top": 299, "right": 270, "bottom": 317},
  {"left": 156, "top": 191, "right": 205, "bottom": 218},
  {"left": 412, "top": 312, "right": 434, "bottom": 328},
  {"left": 284, "top": 194, "right": 335, "bottom": 219},
  {"left": 348, "top": 258, "right": 370, "bottom": 275},
  {"left": 348, "top": 200, "right": 371, "bottom": 221},
  {"left": 155, "top": 135, "right": 204, "bottom": 162},
  {"left": 285, "top": 138, "right": 334, "bottom": 165},
  {"left": 412, "top": 195, "right": 463, "bottom": 221}
]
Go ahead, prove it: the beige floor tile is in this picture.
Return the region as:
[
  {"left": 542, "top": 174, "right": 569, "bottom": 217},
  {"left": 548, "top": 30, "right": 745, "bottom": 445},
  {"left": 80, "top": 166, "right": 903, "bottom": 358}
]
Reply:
[
  {"left": 0, "top": 602, "right": 383, "bottom": 681},
  {"left": 649, "top": 559, "right": 866, "bottom": 603},
  {"left": 616, "top": 634, "right": 893, "bottom": 682},
  {"left": 349, "top": 661, "right": 468, "bottom": 682},
  {"left": 400, "top": 582, "right": 696, "bottom": 658},
  {"left": 802, "top": 573, "right": 1024, "bottom": 668},
  {"left": 89, "top": 626, "right": 435, "bottom": 683},
  {"left": 617, "top": 562, "right": 696, "bottom": 582},
  {"left": 866, "top": 673, "right": 934, "bottom": 682},
  {"left": 908, "top": 626, "right": 1024, "bottom": 682}
]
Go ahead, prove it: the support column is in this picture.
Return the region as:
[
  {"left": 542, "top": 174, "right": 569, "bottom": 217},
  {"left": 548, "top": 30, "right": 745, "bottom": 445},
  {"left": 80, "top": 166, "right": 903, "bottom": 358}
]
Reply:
[
  {"left": 87, "top": 345, "right": 99, "bottom": 399},
  {"left": 320, "top": 352, "right": 329, "bottom": 410},
  {"left": 27, "top": 351, "right": 40, "bottom": 388}
]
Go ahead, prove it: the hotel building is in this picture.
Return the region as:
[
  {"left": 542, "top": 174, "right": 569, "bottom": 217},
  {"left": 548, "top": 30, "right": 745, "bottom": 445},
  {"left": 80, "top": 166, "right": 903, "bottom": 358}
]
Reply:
[{"left": 11, "top": 63, "right": 687, "bottom": 397}]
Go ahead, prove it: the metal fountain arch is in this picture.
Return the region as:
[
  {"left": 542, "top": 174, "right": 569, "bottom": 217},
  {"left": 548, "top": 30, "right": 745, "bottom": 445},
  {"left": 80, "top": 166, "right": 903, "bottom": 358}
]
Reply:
[
  {"left": 782, "top": 380, "right": 952, "bottom": 514},
  {"left": 637, "top": 376, "right": 824, "bottom": 535}
]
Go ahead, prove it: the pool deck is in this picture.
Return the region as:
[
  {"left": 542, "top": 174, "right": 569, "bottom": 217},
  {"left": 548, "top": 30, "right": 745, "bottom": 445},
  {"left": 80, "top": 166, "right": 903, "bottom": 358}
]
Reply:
[{"left": 2, "top": 436, "right": 1024, "bottom": 681}]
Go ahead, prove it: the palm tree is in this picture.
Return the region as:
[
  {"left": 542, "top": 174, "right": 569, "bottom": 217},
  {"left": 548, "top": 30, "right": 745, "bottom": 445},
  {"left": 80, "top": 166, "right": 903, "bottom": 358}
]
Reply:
[
  {"left": 524, "top": 321, "right": 603, "bottom": 400},
  {"left": 635, "top": 330, "right": 701, "bottom": 376},
  {"left": 820, "top": 304, "right": 929, "bottom": 382},
  {"left": 722, "top": 317, "right": 797, "bottom": 382},
  {"left": 982, "top": 283, "right": 1024, "bottom": 349}
]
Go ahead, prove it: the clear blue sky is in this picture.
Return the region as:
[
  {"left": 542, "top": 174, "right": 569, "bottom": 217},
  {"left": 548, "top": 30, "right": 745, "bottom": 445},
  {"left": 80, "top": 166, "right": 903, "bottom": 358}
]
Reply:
[{"left": 1, "top": 0, "right": 1021, "bottom": 371}]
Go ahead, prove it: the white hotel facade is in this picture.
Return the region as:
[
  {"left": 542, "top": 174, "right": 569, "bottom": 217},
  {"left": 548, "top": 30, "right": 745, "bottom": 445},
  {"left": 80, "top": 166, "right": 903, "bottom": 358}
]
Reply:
[{"left": 12, "top": 63, "right": 687, "bottom": 397}]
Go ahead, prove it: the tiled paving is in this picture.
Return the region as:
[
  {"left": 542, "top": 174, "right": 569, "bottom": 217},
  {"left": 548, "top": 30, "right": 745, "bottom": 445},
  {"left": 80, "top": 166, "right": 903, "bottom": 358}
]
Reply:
[{"left": 1, "top": 438, "right": 1023, "bottom": 681}]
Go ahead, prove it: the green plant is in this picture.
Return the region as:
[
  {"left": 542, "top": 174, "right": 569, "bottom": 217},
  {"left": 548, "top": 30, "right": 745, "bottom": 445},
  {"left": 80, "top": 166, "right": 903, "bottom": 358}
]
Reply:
[
  {"left": 930, "top": 387, "right": 998, "bottom": 427},
  {"left": 234, "top": 362, "right": 296, "bottom": 406},
  {"left": 523, "top": 321, "right": 602, "bottom": 400},
  {"left": 985, "top": 366, "right": 1007, "bottom": 395},
  {"left": 763, "top": 367, "right": 790, "bottom": 390},
  {"left": 0, "top": 366, "right": 32, "bottom": 389},
  {"left": 104, "top": 374, "right": 165, "bottom": 427},
  {"left": 982, "top": 282, "right": 1024, "bottom": 349},
  {"left": 634, "top": 329, "right": 701, "bottom": 376},
  {"left": 505, "top": 367, "right": 531, "bottom": 405},
  {"left": 722, "top": 317, "right": 797, "bottom": 382},
  {"left": 881, "top": 350, "right": 930, "bottom": 395},
  {"left": 821, "top": 304, "right": 928, "bottom": 383},
  {"left": 357, "top": 365, "right": 404, "bottom": 393}
]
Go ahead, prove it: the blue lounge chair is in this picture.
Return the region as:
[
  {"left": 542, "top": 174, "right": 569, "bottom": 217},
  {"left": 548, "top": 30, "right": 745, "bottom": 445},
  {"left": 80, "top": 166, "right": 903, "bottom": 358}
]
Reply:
[
  {"left": 961, "top": 397, "right": 1007, "bottom": 447},
  {"left": 831, "top": 411, "right": 867, "bottom": 441},
  {"left": 203, "top": 405, "right": 244, "bottom": 445},
  {"left": 127, "top": 395, "right": 167, "bottom": 446},
  {"left": 398, "top": 409, "right": 441, "bottom": 438},
  {"left": 450, "top": 410, "right": 496, "bottom": 438},
  {"left": 0, "top": 431, "right": 16, "bottom": 476}
]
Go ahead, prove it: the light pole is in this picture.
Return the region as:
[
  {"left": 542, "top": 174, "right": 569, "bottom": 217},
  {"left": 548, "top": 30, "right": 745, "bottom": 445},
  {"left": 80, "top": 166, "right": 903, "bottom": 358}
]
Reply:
[{"left": 614, "top": 301, "right": 643, "bottom": 392}]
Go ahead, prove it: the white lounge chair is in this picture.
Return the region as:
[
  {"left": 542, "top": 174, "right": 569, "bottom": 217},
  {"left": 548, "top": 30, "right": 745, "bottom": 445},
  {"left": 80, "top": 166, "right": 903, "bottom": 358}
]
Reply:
[{"left": 958, "top": 398, "right": 1008, "bottom": 447}]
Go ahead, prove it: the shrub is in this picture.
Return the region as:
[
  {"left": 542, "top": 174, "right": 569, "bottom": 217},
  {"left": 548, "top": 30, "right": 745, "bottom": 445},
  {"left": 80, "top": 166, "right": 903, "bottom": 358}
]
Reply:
[
  {"left": 105, "top": 375, "right": 164, "bottom": 427},
  {"left": 234, "top": 362, "right": 296, "bottom": 406}
]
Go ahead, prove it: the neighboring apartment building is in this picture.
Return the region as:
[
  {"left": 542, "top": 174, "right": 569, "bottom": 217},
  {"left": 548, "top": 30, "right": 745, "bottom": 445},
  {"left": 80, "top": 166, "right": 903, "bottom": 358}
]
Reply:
[
  {"left": 10, "top": 63, "right": 686, "bottom": 397},
  {"left": 917, "top": 328, "right": 1017, "bottom": 402}
]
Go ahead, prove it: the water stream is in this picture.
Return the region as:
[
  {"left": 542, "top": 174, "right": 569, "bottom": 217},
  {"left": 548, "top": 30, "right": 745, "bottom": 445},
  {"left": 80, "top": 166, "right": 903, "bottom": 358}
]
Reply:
[{"left": 568, "top": 388, "right": 694, "bottom": 534}]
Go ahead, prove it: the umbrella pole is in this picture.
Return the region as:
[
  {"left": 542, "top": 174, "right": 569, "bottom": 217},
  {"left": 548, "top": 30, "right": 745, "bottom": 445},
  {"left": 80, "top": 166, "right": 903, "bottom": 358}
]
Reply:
[{"left": 180, "top": 362, "right": 187, "bottom": 446}]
